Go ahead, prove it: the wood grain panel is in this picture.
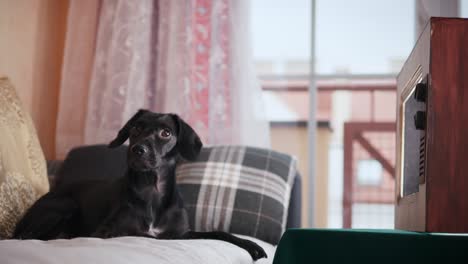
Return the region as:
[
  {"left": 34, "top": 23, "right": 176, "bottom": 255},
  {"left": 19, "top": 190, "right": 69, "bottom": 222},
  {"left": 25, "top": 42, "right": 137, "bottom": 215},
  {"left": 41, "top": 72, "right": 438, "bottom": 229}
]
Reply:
[{"left": 426, "top": 17, "right": 468, "bottom": 232}]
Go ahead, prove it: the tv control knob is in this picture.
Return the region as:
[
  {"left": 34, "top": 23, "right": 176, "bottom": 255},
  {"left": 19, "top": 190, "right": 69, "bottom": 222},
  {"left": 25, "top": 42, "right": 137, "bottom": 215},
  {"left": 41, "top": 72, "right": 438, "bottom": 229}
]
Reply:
[
  {"left": 414, "top": 82, "right": 427, "bottom": 102},
  {"left": 414, "top": 111, "right": 426, "bottom": 130}
]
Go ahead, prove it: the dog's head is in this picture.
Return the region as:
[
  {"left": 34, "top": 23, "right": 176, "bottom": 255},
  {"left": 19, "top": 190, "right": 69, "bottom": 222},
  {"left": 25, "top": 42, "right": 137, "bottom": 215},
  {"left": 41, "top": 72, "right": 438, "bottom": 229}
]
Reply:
[{"left": 108, "top": 109, "right": 202, "bottom": 171}]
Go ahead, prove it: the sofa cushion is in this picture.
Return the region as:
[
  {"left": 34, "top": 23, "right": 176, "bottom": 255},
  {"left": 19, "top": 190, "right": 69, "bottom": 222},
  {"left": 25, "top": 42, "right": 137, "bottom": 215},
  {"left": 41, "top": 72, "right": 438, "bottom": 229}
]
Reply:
[
  {"left": 0, "top": 77, "right": 49, "bottom": 238},
  {"left": 55, "top": 144, "right": 297, "bottom": 244},
  {"left": 176, "top": 146, "right": 297, "bottom": 245}
]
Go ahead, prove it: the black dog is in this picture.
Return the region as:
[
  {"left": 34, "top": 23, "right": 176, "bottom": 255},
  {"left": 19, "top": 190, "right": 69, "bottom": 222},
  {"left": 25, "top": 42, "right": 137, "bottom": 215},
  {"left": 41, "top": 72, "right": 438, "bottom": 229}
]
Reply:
[{"left": 13, "top": 110, "right": 267, "bottom": 260}]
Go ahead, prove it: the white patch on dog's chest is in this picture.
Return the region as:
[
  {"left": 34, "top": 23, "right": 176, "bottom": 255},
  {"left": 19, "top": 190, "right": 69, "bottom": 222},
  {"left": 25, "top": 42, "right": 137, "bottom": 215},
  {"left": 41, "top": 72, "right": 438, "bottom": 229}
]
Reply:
[{"left": 147, "top": 223, "right": 163, "bottom": 236}]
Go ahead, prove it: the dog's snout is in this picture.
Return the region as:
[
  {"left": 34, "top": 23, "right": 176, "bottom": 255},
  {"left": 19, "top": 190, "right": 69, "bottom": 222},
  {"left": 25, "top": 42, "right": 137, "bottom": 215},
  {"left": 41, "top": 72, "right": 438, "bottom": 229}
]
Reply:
[{"left": 131, "top": 144, "right": 148, "bottom": 156}]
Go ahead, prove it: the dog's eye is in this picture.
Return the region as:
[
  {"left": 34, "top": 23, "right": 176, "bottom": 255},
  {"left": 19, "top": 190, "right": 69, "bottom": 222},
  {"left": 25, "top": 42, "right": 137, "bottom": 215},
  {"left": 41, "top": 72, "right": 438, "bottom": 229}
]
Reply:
[{"left": 158, "top": 129, "right": 172, "bottom": 139}]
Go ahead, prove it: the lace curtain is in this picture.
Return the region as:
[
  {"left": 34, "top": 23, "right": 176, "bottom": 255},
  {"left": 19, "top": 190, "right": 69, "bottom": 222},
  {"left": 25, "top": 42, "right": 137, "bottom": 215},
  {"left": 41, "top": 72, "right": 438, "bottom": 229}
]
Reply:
[{"left": 56, "top": 0, "right": 269, "bottom": 158}]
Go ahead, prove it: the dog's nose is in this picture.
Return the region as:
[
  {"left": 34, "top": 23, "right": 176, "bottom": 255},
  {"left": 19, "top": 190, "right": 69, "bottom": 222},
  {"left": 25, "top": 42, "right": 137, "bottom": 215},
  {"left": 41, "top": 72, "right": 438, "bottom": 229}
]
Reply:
[{"left": 131, "top": 144, "right": 148, "bottom": 156}]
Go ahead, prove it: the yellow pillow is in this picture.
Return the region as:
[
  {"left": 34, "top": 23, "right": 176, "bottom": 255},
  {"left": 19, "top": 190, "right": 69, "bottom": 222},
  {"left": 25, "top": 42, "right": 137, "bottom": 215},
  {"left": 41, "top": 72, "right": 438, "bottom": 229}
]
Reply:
[{"left": 0, "top": 77, "right": 49, "bottom": 238}]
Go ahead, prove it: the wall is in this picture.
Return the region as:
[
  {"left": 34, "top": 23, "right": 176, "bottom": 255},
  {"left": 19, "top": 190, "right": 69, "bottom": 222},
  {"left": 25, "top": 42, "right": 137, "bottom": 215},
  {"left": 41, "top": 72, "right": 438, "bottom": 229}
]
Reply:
[
  {"left": 0, "top": 0, "right": 69, "bottom": 159},
  {"left": 271, "top": 125, "right": 331, "bottom": 228}
]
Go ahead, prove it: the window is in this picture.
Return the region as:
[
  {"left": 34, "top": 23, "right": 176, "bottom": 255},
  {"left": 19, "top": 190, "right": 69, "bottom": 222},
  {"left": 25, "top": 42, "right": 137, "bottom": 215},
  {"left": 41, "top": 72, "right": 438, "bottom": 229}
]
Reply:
[
  {"left": 251, "top": 0, "right": 415, "bottom": 229},
  {"left": 316, "top": 0, "right": 414, "bottom": 75}
]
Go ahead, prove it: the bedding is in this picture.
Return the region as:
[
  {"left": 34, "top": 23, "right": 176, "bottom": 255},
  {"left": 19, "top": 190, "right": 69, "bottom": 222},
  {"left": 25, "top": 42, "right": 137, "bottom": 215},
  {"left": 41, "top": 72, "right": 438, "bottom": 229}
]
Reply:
[{"left": 0, "top": 234, "right": 275, "bottom": 264}]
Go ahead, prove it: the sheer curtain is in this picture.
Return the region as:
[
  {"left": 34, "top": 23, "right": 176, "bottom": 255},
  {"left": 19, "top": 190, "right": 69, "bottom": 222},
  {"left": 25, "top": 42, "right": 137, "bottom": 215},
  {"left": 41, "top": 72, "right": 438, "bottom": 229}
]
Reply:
[{"left": 56, "top": 0, "right": 270, "bottom": 158}]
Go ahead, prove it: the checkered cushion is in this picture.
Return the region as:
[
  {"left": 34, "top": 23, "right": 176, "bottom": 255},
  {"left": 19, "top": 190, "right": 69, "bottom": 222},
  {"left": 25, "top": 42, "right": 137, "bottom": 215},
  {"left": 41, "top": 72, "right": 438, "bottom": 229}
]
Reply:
[{"left": 176, "top": 146, "right": 297, "bottom": 245}]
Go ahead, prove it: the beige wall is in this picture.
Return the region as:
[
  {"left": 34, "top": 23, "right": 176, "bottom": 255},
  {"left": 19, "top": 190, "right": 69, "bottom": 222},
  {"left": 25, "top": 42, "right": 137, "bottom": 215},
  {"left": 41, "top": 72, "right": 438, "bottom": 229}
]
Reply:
[
  {"left": 271, "top": 125, "right": 331, "bottom": 228},
  {"left": 0, "top": 0, "right": 69, "bottom": 159}
]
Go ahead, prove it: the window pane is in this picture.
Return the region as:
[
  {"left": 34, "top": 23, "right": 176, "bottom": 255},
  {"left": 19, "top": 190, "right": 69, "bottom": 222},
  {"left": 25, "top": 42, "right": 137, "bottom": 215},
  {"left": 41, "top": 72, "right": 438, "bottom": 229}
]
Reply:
[
  {"left": 251, "top": 0, "right": 317, "bottom": 228},
  {"left": 251, "top": 0, "right": 415, "bottom": 230},
  {"left": 462, "top": 0, "right": 468, "bottom": 18},
  {"left": 316, "top": 0, "right": 415, "bottom": 75},
  {"left": 251, "top": 0, "right": 311, "bottom": 76}
]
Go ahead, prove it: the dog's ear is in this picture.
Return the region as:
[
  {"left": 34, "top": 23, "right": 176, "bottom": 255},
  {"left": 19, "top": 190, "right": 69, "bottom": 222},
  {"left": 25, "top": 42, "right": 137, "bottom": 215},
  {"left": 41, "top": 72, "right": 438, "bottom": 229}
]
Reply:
[
  {"left": 108, "top": 109, "right": 148, "bottom": 148},
  {"left": 171, "top": 114, "right": 203, "bottom": 161}
]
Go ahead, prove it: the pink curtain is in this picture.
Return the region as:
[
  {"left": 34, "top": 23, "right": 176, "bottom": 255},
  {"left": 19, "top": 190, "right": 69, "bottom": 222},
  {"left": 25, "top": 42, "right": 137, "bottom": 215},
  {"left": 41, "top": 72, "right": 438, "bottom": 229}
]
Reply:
[
  {"left": 56, "top": 0, "right": 269, "bottom": 158},
  {"left": 56, "top": 0, "right": 100, "bottom": 159}
]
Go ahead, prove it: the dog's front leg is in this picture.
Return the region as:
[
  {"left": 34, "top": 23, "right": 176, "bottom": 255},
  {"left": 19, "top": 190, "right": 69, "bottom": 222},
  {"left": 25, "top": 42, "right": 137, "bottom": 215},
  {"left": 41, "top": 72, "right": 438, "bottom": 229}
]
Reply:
[
  {"left": 91, "top": 206, "right": 121, "bottom": 238},
  {"left": 92, "top": 206, "right": 134, "bottom": 238},
  {"left": 181, "top": 231, "right": 267, "bottom": 261}
]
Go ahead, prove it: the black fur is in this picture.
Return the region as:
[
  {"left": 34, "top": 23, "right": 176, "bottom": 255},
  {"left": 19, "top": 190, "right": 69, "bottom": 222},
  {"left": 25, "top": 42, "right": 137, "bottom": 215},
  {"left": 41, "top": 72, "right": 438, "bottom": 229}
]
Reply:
[{"left": 13, "top": 110, "right": 267, "bottom": 260}]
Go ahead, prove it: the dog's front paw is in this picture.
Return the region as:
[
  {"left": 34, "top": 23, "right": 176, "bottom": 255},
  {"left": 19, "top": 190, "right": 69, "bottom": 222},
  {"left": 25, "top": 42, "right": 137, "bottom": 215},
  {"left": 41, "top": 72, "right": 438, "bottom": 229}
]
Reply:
[{"left": 243, "top": 240, "right": 268, "bottom": 261}]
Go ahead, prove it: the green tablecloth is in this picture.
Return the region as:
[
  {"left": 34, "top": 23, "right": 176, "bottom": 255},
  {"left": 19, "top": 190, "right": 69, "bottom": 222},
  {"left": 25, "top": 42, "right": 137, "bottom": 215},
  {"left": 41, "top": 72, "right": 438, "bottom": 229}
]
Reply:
[{"left": 273, "top": 229, "right": 468, "bottom": 264}]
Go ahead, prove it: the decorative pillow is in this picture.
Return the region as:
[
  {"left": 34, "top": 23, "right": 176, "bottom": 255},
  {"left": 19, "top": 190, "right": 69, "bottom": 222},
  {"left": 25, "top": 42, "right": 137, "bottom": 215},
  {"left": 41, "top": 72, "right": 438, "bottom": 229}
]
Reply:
[
  {"left": 0, "top": 77, "right": 49, "bottom": 239},
  {"left": 176, "top": 145, "right": 297, "bottom": 245}
]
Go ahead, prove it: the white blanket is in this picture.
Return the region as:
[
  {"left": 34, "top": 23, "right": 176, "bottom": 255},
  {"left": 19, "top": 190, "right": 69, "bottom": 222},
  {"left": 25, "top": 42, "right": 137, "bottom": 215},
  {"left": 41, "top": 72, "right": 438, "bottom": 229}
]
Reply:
[{"left": 0, "top": 235, "right": 275, "bottom": 264}]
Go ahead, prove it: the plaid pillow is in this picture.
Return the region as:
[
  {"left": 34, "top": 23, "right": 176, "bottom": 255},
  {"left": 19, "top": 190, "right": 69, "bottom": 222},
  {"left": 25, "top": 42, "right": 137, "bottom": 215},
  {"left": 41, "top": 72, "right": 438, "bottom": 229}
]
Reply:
[{"left": 176, "top": 146, "right": 297, "bottom": 245}]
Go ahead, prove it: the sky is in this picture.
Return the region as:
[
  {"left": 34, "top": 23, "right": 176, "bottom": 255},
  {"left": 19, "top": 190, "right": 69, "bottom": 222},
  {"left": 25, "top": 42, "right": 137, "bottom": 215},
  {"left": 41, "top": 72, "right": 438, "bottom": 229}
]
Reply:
[{"left": 251, "top": 0, "right": 468, "bottom": 75}]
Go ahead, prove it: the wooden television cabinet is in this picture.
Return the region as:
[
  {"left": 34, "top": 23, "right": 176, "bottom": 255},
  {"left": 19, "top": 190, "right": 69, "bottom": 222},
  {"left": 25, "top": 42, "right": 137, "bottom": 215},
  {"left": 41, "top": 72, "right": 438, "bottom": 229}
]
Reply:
[{"left": 395, "top": 17, "right": 468, "bottom": 233}]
